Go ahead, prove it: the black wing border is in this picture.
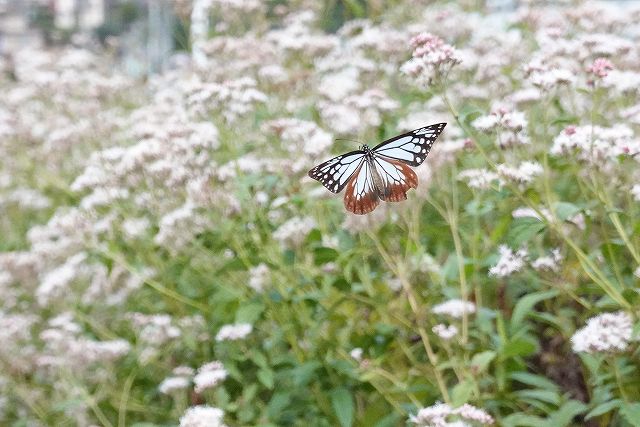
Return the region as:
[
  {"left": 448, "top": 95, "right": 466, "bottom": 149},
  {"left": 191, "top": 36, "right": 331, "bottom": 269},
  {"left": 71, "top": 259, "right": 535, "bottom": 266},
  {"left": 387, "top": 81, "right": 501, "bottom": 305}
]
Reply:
[
  {"left": 307, "top": 150, "right": 366, "bottom": 194},
  {"left": 372, "top": 122, "right": 447, "bottom": 151}
]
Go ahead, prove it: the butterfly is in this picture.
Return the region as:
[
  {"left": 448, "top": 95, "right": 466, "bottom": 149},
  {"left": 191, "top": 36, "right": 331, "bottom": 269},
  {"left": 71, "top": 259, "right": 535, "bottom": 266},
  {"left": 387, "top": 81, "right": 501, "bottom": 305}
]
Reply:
[{"left": 308, "top": 123, "right": 447, "bottom": 214}]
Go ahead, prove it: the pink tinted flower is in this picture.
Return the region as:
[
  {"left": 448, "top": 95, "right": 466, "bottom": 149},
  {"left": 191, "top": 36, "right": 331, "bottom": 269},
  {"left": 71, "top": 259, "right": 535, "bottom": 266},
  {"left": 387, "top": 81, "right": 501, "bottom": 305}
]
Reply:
[
  {"left": 587, "top": 57, "right": 614, "bottom": 78},
  {"left": 401, "top": 32, "right": 462, "bottom": 85}
]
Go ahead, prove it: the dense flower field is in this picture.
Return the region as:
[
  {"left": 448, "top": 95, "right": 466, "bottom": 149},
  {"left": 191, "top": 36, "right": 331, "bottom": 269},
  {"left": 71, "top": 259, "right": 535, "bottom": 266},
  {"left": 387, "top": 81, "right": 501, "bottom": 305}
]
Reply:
[{"left": 1, "top": 1, "right": 640, "bottom": 426}]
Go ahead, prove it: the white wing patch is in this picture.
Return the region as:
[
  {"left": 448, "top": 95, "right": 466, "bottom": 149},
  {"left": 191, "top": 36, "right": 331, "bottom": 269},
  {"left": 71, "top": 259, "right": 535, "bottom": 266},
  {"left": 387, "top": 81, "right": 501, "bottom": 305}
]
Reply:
[
  {"left": 372, "top": 123, "right": 446, "bottom": 167},
  {"left": 354, "top": 161, "right": 374, "bottom": 199},
  {"left": 343, "top": 160, "right": 380, "bottom": 214},
  {"left": 308, "top": 151, "right": 365, "bottom": 193},
  {"left": 374, "top": 156, "right": 408, "bottom": 188}
]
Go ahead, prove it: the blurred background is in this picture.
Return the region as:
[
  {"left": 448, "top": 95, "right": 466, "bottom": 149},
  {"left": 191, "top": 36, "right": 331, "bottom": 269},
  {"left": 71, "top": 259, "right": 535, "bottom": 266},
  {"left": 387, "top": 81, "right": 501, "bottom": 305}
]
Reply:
[
  {"left": 3, "top": 0, "right": 640, "bottom": 426},
  {"left": 0, "top": 0, "right": 540, "bottom": 77}
]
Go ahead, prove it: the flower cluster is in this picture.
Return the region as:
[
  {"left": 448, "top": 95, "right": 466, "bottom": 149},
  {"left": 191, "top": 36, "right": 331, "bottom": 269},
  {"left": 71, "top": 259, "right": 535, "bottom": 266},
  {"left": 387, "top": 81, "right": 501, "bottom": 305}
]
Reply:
[
  {"left": 179, "top": 405, "right": 228, "bottom": 427},
  {"left": 571, "top": 311, "right": 634, "bottom": 354},
  {"left": 194, "top": 361, "right": 228, "bottom": 393},
  {"left": 551, "top": 124, "right": 640, "bottom": 165},
  {"left": 489, "top": 245, "right": 528, "bottom": 278},
  {"left": 401, "top": 32, "right": 463, "bottom": 85},
  {"left": 215, "top": 323, "right": 253, "bottom": 342},
  {"left": 432, "top": 299, "right": 476, "bottom": 319},
  {"left": 410, "top": 402, "right": 494, "bottom": 426}
]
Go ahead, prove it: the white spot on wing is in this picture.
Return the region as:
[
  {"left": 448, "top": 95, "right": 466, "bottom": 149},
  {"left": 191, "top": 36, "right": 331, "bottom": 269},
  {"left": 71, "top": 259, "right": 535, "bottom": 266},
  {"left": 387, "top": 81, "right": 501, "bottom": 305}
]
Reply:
[{"left": 376, "top": 148, "right": 414, "bottom": 162}]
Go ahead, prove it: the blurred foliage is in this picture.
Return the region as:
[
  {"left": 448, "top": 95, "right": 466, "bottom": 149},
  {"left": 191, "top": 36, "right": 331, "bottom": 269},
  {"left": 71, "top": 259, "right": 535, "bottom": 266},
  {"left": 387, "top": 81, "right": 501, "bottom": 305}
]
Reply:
[{"left": 95, "top": 1, "right": 141, "bottom": 44}]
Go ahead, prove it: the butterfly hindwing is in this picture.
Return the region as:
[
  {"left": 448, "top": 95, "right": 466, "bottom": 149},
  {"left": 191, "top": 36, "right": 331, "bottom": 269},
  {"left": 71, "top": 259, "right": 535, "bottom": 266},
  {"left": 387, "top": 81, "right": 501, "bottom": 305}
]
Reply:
[
  {"left": 343, "top": 161, "right": 380, "bottom": 214},
  {"left": 372, "top": 122, "right": 446, "bottom": 166},
  {"left": 308, "top": 150, "right": 366, "bottom": 193},
  {"left": 373, "top": 155, "right": 418, "bottom": 202}
]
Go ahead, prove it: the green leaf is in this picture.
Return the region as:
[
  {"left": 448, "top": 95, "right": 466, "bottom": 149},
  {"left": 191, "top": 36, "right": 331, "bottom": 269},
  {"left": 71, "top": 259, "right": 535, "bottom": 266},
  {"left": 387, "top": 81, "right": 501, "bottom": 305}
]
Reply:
[
  {"left": 291, "top": 362, "right": 321, "bottom": 387},
  {"left": 442, "top": 253, "right": 460, "bottom": 281},
  {"left": 501, "top": 413, "right": 545, "bottom": 427},
  {"left": 633, "top": 321, "right": 640, "bottom": 340},
  {"left": 465, "top": 199, "right": 495, "bottom": 216},
  {"left": 249, "top": 351, "right": 268, "bottom": 369},
  {"left": 511, "top": 290, "right": 559, "bottom": 331},
  {"left": 621, "top": 403, "right": 640, "bottom": 427},
  {"left": 373, "top": 413, "right": 402, "bottom": 427},
  {"left": 458, "top": 104, "right": 484, "bottom": 124},
  {"left": 515, "top": 389, "right": 560, "bottom": 405},
  {"left": 330, "top": 387, "right": 354, "bottom": 427},
  {"left": 508, "top": 217, "right": 546, "bottom": 246},
  {"left": 267, "top": 392, "right": 291, "bottom": 420},
  {"left": 509, "top": 372, "right": 559, "bottom": 392},
  {"left": 585, "top": 399, "right": 622, "bottom": 419},
  {"left": 235, "top": 302, "right": 264, "bottom": 323},
  {"left": 550, "top": 116, "right": 579, "bottom": 126},
  {"left": 501, "top": 338, "right": 537, "bottom": 358},
  {"left": 313, "top": 247, "right": 339, "bottom": 264},
  {"left": 470, "top": 351, "right": 496, "bottom": 373},
  {"left": 553, "top": 202, "right": 581, "bottom": 221},
  {"left": 451, "top": 380, "right": 474, "bottom": 406},
  {"left": 257, "top": 368, "right": 274, "bottom": 389},
  {"left": 542, "top": 400, "right": 587, "bottom": 427}
]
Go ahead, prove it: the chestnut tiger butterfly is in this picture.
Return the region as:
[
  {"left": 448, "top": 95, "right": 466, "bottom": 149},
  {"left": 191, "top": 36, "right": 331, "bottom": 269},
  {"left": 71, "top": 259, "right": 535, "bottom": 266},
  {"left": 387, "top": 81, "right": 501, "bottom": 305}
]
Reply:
[{"left": 308, "top": 123, "right": 446, "bottom": 214}]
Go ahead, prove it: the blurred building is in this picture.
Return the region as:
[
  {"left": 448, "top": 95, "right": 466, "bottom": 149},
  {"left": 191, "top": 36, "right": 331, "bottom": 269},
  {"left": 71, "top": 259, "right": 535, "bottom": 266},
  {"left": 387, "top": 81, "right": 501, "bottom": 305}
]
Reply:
[
  {"left": 53, "top": 0, "right": 105, "bottom": 30},
  {"left": 0, "top": 0, "right": 173, "bottom": 75}
]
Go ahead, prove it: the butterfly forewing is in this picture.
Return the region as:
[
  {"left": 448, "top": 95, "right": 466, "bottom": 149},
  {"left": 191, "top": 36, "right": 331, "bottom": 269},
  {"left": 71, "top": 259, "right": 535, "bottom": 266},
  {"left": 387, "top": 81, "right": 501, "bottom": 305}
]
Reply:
[
  {"left": 372, "top": 122, "right": 446, "bottom": 166},
  {"left": 308, "top": 151, "right": 365, "bottom": 193}
]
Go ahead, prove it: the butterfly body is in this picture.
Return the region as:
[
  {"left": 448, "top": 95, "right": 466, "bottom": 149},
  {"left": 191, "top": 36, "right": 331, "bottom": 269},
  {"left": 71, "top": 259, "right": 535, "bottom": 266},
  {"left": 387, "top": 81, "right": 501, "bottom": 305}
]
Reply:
[{"left": 308, "top": 123, "right": 446, "bottom": 214}]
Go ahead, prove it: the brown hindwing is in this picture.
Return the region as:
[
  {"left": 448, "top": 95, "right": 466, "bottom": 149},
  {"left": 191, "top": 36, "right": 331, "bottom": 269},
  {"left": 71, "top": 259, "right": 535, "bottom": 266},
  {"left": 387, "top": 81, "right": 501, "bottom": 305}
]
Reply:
[
  {"left": 343, "top": 164, "right": 380, "bottom": 215},
  {"left": 378, "top": 158, "right": 418, "bottom": 202}
]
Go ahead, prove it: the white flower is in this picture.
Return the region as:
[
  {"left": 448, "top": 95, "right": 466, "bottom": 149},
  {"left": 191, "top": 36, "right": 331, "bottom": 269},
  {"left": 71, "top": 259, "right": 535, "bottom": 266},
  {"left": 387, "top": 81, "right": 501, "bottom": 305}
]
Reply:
[
  {"left": 173, "top": 366, "right": 195, "bottom": 376},
  {"left": 387, "top": 277, "right": 403, "bottom": 292},
  {"left": 512, "top": 207, "right": 549, "bottom": 221},
  {"left": 215, "top": 323, "right": 252, "bottom": 342},
  {"left": 432, "top": 299, "right": 476, "bottom": 319},
  {"left": 350, "top": 348, "right": 363, "bottom": 361},
  {"left": 193, "top": 361, "right": 227, "bottom": 393},
  {"left": 496, "top": 162, "right": 543, "bottom": 186},
  {"left": 631, "top": 185, "right": 640, "bottom": 202},
  {"left": 410, "top": 402, "right": 494, "bottom": 426},
  {"left": 456, "top": 404, "right": 495, "bottom": 425},
  {"left": 571, "top": 311, "right": 634, "bottom": 354},
  {"left": 432, "top": 324, "right": 458, "bottom": 340},
  {"left": 551, "top": 125, "right": 640, "bottom": 164},
  {"left": 489, "top": 245, "right": 527, "bottom": 278},
  {"left": 179, "top": 405, "right": 227, "bottom": 427},
  {"left": 458, "top": 169, "right": 502, "bottom": 190},
  {"left": 531, "top": 249, "right": 562, "bottom": 272},
  {"left": 159, "top": 376, "right": 191, "bottom": 394},
  {"left": 528, "top": 67, "right": 575, "bottom": 91},
  {"left": 472, "top": 109, "right": 527, "bottom": 133},
  {"left": 471, "top": 114, "right": 500, "bottom": 131},
  {"left": 248, "top": 263, "right": 270, "bottom": 292},
  {"left": 273, "top": 216, "right": 316, "bottom": 249},
  {"left": 122, "top": 217, "right": 150, "bottom": 239},
  {"left": 410, "top": 402, "right": 452, "bottom": 426}
]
